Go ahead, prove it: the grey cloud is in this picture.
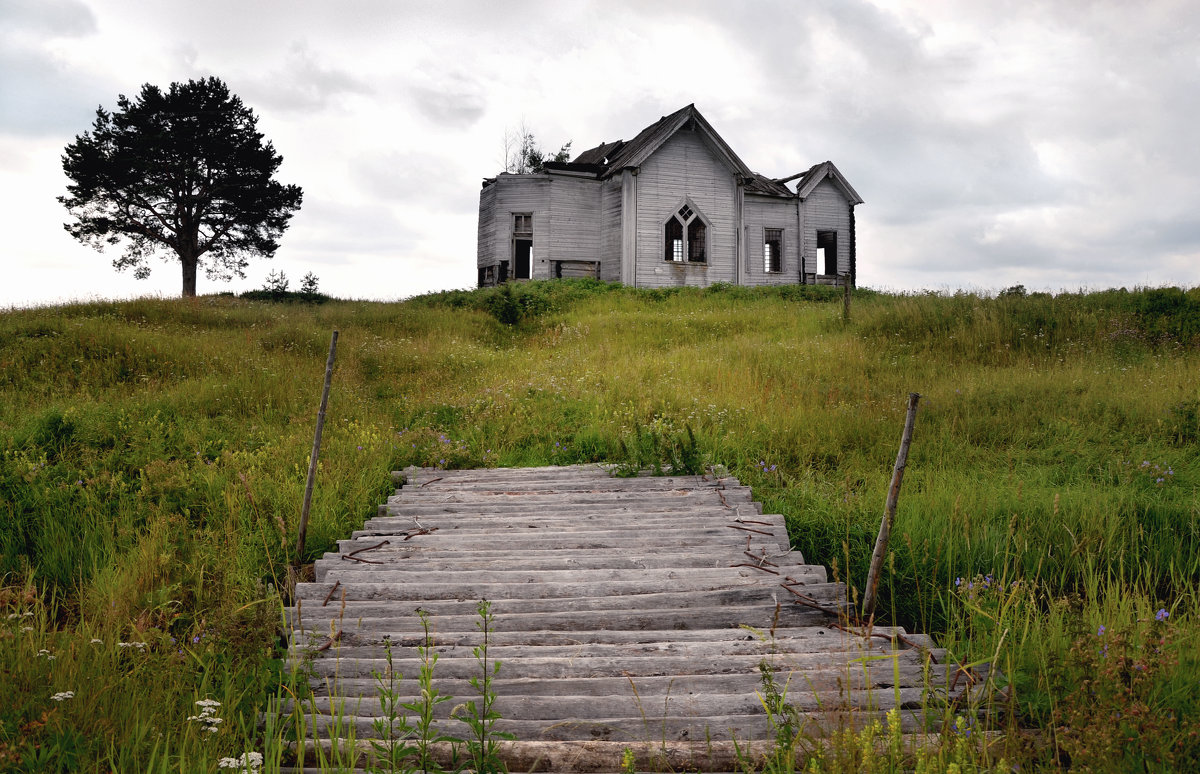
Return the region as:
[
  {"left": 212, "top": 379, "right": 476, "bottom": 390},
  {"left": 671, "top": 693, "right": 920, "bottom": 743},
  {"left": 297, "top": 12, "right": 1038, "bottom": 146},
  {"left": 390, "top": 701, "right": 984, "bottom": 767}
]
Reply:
[
  {"left": 409, "top": 72, "right": 486, "bottom": 129},
  {"left": 353, "top": 150, "right": 477, "bottom": 213},
  {"left": 1, "top": 0, "right": 97, "bottom": 37},
  {"left": 290, "top": 198, "right": 419, "bottom": 258},
  {"left": 239, "top": 42, "right": 372, "bottom": 114},
  {"left": 0, "top": 47, "right": 113, "bottom": 137}
]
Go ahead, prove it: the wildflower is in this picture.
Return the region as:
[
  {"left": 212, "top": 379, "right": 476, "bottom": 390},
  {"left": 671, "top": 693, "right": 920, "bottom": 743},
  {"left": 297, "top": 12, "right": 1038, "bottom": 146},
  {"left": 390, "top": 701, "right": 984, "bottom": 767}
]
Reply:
[
  {"left": 188, "top": 699, "right": 223, "bottom": 734},
  {"left": 1097, "top": 625, "right": 1106, "bottom": 636},
  {"left": 51, "top": 691, "right": 75, "bottom": 702},
  {"left": 20, "top": 626, "right": 33, "bottom": 632},
  {"left": 89, "top": 638, "right": 103, "bottom": 644},
  {"left": 356, "top": 445, "right": 363, "bottom": 450},
  {"left": 36, "top": 649, "right": 53, "bottom": 660},
  {"left": 954, "top": 577, "right": 962, "bottom": 587},
  {"left": 1156, "top": 608, "right": 1170, "bottom": 622},
  {"left": 218, "top": 752, "right": 264, "bottom": 771},
  {"left": 118, "top": 641, "right": 148, "bottom": 651}
]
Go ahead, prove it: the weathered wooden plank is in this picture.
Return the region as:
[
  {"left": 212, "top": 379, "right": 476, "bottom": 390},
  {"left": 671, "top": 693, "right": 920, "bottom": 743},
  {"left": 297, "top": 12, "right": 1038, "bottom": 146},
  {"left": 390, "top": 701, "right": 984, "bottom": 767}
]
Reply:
[
  {"left": 313, "top": 563, "right": 818, "bottom": 587},
  {"left": 301, "top": 647, "right": 925, "bottom": 680},
  {"left": 295, "top": 625, "right": 903, "bottom": 649},
  {"left": 294, "top": 577, "right": 835, "bottom": 608},
  {"left": 290, "top": 602, "right": 836, "bottom": 635},
  {"left": 313, "top": 549, "right": 809, "bottom": 572},
  {"left": 295, "top": 586, "right": 829, "bottom": 617},
  {"left": 300, "top": 701, "right": 932, "bottom": 742},
  {"left": 300, "top": 638, "right": 937, "bottom": 667},
  {"left": 346, "top": 525, "right": 788, "bottom": 547},
  {"left": 299, "top": 681, "right": 932, "bottom": 722},
  {"left": 303, "top": 661, "right": 945, "bottom": 701}
]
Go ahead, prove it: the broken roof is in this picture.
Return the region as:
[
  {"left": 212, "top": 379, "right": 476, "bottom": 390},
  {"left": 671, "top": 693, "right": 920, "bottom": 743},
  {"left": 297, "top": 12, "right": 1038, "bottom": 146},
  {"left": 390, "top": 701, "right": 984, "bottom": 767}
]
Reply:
[
  {"left": 551, "top": 104, "right": 753, "bottom": 181},
  {"left": 542, "top": 105, "right": 862, "bottom": 205}
]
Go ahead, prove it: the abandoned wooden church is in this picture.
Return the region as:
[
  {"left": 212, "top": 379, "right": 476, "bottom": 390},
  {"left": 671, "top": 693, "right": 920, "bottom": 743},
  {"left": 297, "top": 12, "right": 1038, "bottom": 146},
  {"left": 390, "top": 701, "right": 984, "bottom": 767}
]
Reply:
[{"left": 477, "top": 104, "right": 863, "bottom": 289}]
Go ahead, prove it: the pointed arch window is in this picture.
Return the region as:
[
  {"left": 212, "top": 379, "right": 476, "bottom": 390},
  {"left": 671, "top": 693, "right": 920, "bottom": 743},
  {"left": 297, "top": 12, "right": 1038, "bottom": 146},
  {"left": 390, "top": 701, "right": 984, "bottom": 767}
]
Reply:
[{"left": 663, "top": 202, "right": 709, "bottom": 263}]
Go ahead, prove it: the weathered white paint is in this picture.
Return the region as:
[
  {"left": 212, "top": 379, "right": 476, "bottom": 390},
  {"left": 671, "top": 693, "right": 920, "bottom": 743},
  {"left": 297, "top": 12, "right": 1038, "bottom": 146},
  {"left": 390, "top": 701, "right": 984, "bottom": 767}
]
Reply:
[
  {"left": 634, "top": 130, "right": 737, "bottom": 288},
  {"left": 548, "top": 175, "right": 602, "bottom": 267},
  {"left": 475, "top": 109, "right": 861, "bottom": 289},
  {"left": 620, "top": 170, "right": 637, "bottom": 286},
  {"left": 802, "top": 178, "right": 852, "bottom": 280},
  {"left": 600, "top": 179, "right": 622, "bottom": 283},
  {"left": 742, "top": 194, "right": 798, "bottom": 286}
]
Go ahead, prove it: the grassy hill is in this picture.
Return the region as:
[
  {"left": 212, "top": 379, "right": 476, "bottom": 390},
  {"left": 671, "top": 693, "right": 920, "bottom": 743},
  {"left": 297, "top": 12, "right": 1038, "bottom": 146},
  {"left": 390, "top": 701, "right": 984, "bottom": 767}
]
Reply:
[{"left": 2, "top": 281, "right": 1197, "bottom": 771}]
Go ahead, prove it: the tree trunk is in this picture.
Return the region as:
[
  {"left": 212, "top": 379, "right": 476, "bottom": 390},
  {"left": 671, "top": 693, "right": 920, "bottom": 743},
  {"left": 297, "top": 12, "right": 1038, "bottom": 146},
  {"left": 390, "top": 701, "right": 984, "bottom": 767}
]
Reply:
[{"left": 181, "top": 254, "right": 197, "bottom": 297}]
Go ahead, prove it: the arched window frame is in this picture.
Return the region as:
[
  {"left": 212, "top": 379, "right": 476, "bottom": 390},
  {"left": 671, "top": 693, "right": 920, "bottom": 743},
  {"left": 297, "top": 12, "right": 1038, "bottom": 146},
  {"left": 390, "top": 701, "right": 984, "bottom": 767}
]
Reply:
[{"left": 662, "top": 199, "right": 711, "bottom": 264}]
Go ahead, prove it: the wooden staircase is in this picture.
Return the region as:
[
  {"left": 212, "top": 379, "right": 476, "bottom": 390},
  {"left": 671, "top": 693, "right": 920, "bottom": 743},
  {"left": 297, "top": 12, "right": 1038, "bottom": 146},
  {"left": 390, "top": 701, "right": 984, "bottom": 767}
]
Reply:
[{"left": 286, "top": 465, "right": 958, "bottom": 771}]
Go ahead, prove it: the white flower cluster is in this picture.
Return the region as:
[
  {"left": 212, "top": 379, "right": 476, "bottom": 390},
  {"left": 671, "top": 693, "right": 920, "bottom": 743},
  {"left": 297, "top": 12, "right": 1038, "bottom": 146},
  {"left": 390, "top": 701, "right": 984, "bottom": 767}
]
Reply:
[
  {"left": 51, "top": 691, "right": 75, "bottom": 702},
  {"left": 117, "top": 641, "right": 148, "bottom": 650},
  {"left": 217, "top": 751, "right": 263, "bottom": 771},
  {"left": 35, "top": 648, "right": 54, "bottom": 660},
  {"left": 187, "top": 698, "right": 223, "bottom": 734},
  {"left": 89, "top": 638, "right": 103, "bottom": 644},
  {"left": 6, "top": 612, "right": 34, "bottom": 619}
]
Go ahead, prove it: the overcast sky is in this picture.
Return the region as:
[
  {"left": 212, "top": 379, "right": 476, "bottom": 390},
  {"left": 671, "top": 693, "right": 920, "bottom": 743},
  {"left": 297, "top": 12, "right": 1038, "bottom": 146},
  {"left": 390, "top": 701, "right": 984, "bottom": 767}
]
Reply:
[{"left": 3, "top": 0, "right": 1198, "bottom": 307}]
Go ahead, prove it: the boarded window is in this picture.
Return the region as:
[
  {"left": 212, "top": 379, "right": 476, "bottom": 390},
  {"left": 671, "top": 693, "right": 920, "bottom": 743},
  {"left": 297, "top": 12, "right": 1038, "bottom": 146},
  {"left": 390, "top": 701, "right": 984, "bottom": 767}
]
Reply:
[{"left": 764, "top": 228, "right": 782, "bottom": 273}]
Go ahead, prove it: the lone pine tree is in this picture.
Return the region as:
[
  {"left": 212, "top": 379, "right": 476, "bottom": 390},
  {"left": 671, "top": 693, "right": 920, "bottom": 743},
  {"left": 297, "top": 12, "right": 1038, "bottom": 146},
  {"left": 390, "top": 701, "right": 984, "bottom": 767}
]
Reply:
[{"left": 59, "top": 77, "right": 303, "bottom": 297}]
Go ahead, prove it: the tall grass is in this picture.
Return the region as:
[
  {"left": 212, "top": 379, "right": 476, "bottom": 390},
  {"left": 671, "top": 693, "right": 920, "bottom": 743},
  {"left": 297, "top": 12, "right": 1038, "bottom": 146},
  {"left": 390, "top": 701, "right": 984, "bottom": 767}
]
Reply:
[{"left": 1, "top": 282, "right": 1196, "bottom": 770}]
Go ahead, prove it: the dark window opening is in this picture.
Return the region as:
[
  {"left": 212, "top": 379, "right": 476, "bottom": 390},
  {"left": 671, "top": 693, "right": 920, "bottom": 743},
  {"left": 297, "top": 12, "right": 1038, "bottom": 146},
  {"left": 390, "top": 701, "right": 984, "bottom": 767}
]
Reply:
[
  {"left": 663, "top": 202, "right": 708, "bottom": 264},
  {"left": 817, "top": 231, "right": 838, "bottom": 275},
  {"left": 498, "top": 261, "right": 509, "bottom": 283},
  {"left": 514, "top": 240, "right": 532, "bottom": 279},
  {"left": 688, "top": 218, "right": 706, "bottom": 263},
  {"left": 477, "top": 267, "right": 487, "bottom": 287},
  {"left": 665, "top": 217, "right": 684, "bottom": 262},
  {"left": 513, "top": 213, "right": 532, "bottom": 236},
  {"left": 765, "top": 228, "right": 782, "bottom": 273}
]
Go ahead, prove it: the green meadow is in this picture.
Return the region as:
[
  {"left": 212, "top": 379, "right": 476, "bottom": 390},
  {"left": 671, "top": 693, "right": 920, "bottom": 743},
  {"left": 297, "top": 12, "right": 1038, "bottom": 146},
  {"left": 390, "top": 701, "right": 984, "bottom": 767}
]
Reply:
[{"left": 1, "top": 280, "right": 1197, "bottom": 771}]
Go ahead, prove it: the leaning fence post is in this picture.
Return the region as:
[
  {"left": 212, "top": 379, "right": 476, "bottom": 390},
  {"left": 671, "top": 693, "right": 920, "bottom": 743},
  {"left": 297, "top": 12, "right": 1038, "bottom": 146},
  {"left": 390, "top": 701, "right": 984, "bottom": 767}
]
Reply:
[
  {"left": 296, "top": 330, "right": 339, "bottom": 564},
  {"left": 862, "top": 392, "right": 920, "bottom": 620}
]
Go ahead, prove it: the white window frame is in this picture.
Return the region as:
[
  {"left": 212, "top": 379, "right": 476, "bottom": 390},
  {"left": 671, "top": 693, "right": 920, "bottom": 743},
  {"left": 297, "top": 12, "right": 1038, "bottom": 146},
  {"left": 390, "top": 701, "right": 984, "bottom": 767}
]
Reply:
[
  {"left": 764, "top": 228, "right": 783, "bottom": 273},
  {"left": 662, "top": 199, "right": 711, "bottom": 264}
]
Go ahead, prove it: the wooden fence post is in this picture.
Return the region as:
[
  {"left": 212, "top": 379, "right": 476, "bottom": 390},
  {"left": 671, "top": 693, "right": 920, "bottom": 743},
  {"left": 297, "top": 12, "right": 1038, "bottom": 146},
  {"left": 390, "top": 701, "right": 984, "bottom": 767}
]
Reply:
[
  {"left": 862, "top": 392, "right": 920, "bottom": 621},
  {"left": 296, "top": 330, "right": 338, "bottom": 564},
  {"left": 842, "top": 275, "right": 852, "bottom": 323}
]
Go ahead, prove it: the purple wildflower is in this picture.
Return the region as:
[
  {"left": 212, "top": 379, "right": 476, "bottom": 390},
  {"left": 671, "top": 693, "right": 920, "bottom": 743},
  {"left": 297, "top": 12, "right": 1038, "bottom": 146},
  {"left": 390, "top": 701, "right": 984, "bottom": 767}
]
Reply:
[{"left": 1156, "top": 608, "right": 1169, "bottom": 622}]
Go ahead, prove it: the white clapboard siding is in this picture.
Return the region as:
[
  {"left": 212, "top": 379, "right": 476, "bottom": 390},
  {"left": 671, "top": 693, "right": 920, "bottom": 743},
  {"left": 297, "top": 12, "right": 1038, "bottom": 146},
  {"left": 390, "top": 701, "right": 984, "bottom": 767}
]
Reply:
[
  {"left": 476, "top": 183, "right": 495, "bottom": 271},
  {"left": 599, "top": 178, "right": 622, "bottom": 282},
  {"left": 802, "top": 178, "right": 852, "bottom": 279},
  {"left": 486, "top": 175, "right": 552, "bottom": 278},
  {"left": 548, "top": 175, "right": 602, "bottom": 268},
  {"left": 634, "top": 130, "right": 737, "bottom": 288},
  {"left": 742, "top": 194, "right": 799, "bottom": 286}
]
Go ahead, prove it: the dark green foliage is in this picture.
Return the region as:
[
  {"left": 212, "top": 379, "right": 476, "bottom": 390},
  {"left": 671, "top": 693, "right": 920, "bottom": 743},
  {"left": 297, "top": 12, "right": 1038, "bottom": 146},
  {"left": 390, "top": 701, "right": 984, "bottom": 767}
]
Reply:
[{"left": 59, "top": 76, "right": 303, "bottom": 297}]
